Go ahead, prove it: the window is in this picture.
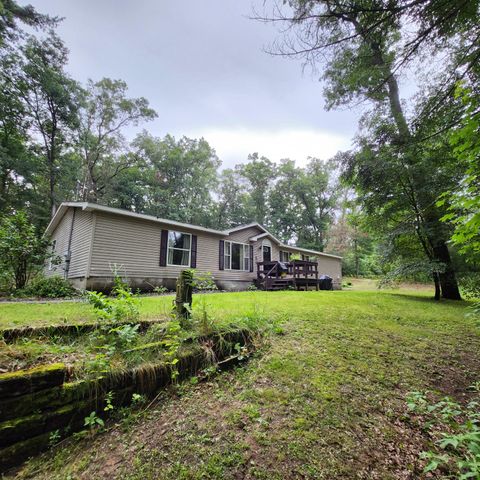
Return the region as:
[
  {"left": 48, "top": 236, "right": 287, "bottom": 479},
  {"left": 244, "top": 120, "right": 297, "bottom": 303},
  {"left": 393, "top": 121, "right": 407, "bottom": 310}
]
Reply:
[
  {"left": 167, "top": 231, "right": 191, "bottom": 266},
  {"left": 224, "top": 241, "right": 249, "bottom": 271},
  {"left": 231, "top": 242, "right": 242, "bottom": 270},
  {"left": 279, "top": 251, "right": 290, "bottom": 263},
  {"left": 48, "top": 240, "right": 57, "bottom": 270},
  {"left": 224, "top": 241, "right": 231, "bottom": 270},
  {"left": 244, "top": 246, "right": 250, "bottom": 271}
]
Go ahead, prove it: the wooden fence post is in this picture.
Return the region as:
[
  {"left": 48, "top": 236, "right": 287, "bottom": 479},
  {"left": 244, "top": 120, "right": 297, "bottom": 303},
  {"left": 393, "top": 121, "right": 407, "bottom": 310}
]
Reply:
[{"left": 175, "top": 269, "right": 193, "bottom": 327}]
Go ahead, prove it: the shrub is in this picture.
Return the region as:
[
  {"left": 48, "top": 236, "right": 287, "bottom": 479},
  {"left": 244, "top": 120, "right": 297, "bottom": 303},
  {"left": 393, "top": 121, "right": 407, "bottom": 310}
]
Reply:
[
  {"left": 406, "top": 386, "right": 480, "bottom": 478},
  {"left": 86, "top": 274, "right": 139, "bottom": 323},
  {"left": 247, "top": 283, "right": 258, "bottom": 291},
  {"left": 0, "top": 211, "right": 53, "bottom": 290},
  {"left": 153, "top": 285, "right": 169, "bottom": 294},
  {"left": 20, "top": 275, "right": 77, "bottom": 298},
  {"left": 191, "top": 270, "right": 218, "bottom": 291},
  {"left": 459, "top": 273, "right": 480, "bottom": 319}
]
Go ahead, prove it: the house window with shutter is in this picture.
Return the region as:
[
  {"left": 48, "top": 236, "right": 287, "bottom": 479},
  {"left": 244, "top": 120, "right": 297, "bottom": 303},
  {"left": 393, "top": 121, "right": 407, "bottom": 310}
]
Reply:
[
  {"left": 224, "top": 241, "right": 231, "bottom": 270},
  {"left": 224, "top": 241, "right": 250, "bottom": 271},
  {"left": 279, "top": 251, "right": 291, "bottom": 262},
  {"left": 167, "top": 231, "right": 192, "bottom": 266}
]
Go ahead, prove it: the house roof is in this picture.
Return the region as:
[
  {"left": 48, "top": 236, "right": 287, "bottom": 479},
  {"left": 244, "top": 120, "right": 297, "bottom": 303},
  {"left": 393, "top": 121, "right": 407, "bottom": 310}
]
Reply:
[
  {"left": 46, "top": 203, "right": 342, "bottom": 259},
  {"left": 45, "top": 202, "right": 228, "bottom": 237},
  {"left": 231, "top": 223, "right": 343, "bottom": 260}
]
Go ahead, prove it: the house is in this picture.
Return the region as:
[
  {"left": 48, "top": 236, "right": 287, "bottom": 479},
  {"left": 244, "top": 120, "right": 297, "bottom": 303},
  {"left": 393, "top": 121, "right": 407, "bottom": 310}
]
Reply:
[{"left": 44, "top": 202, "right": 342, "bottom": 291}]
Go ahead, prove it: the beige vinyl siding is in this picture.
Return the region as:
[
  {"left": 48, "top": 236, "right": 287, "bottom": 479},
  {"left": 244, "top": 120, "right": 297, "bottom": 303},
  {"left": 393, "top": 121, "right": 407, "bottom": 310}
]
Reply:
[
  {"left": 317, "top": 255, "right": 342, "bottom": 285},
  {"left": 88, "top": 214, "right": 265, "bottom": 283},
  {"left": 52, "top": 208, "right": 341, "bottom": 288},
  {"left": 227, "top": 227, "right": 263, "bottom": 244},
  {"left": 89, "top": 212, "right": 226, "bottom": 279},
  {"left": 45, "top": 208, "right": 93, "bottom": 280},
  {"left": 45, "top": 209, "right": 73, "bottom": 278},
  {"left": 68, "top": 210, "right": 93, "bottom": 278}
]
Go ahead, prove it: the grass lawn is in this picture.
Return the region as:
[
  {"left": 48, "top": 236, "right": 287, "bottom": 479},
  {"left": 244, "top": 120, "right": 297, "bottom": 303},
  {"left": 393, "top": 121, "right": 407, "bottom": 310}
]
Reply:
[
  {"left": 0, "top": 278, "right": 440, "bottom": 330},
  {"left": 9, "top": 287, "right": 480, "bottom": 479}
]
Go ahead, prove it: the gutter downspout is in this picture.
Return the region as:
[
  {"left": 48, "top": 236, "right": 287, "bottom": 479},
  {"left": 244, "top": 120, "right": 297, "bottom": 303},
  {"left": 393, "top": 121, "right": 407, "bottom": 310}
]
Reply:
[{"left": 64, "top": 208, "right": 76, "bottom": 279}]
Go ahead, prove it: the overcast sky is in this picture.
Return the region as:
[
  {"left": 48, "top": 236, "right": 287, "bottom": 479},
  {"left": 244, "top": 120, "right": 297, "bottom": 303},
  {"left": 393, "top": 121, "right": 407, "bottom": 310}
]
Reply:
[{"left": 29, "top": 0, "right": 359, "bottom": 168}]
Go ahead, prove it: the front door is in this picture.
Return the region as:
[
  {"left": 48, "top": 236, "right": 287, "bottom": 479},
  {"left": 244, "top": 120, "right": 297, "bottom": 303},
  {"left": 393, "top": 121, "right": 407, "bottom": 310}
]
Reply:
[{"left": 263, "top": 245, "right": 271, "bottom": 262}]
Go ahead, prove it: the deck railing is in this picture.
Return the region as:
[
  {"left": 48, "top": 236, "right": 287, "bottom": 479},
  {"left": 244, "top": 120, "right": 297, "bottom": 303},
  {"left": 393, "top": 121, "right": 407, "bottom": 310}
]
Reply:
[{"left": 256, "top": 260, "right": 319, "bottom": 290}]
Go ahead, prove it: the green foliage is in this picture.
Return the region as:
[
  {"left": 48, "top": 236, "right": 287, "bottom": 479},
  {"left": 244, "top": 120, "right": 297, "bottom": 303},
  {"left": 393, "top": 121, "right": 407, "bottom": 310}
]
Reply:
[
  {"left": 460, "top": 274, "right": 480, "bottom": 300},
  {"left": 131, "top": 393, "right": 146, "bottom": 406},
  {"left": 161, "top": 320, "right": 182, "bottom": 381},
  {"left": 439, "top": 85, "right": 480, "bottom": 264},
  {"left": 83, "top": 411, "right": 104, "bottom": 431},
  {"left": 76, "top": 78, "right": 157, "bottom": 203},
  {"left": 0, "top": 0, "right": 56, "bottom": 43},
  {"left": 109, "top": 323, "right": 140, "bottom": 346},
  {"left": 152, "top": 285, "right": 169, "bottom": 294},
  {"left": 406, "top": 386, "right": 480, "bottom": 478},
  {"left": 104, "top": 391, "right": 114, "bottom": 412},
  {"left": 133, "top": 132, "right": 221, "bottom": 226},
  {"left": 20, "top": 275, "right": 77, "bottom": 298},
  {"left": 246, "top": 283, "right": 258, "bottom": 292},
  {"left": 85, "top": 274, "right": 139, "bottom": 323},
  {"left": 0, "top": 210, "right": 51, "bottom": 290},
  {"left": 378, "top": 261, "right": 446, "bottom": 289},
  {"left": 48, "top": 429, "right": 61, "bottom": 447},
  {"left": 192, "top": 297, "right": 215, "bottom": 336},
  {"left": 237, "top": 153, "right": 276, "bottom": 225},
  {"left": 16, "top": 32, "right": 82, "bottom": 216},
  {"left": 191, "top": 270, "right": 218, "bottom": 291}
]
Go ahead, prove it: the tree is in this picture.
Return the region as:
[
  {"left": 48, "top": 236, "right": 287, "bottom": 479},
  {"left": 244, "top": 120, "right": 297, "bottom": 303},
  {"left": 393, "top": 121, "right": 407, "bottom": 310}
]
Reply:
[
  {"left": 327, "top": 196, "right": 381, "bottom": 277},
  {"left": 0, "top": 0, "right": 56, "bottom": 44},
  {"left": 294, "top": 158, "right": 337, "bottom": 251},
  {"left": 134, "top": 133, "right": 221, "bottom": 226},
  {"left": 268, "top": 159, "right": 302, "bottom": 242},
  {"left": 0, "top": 210, "right": 51, "bottom": 289},
  {"left": 13, "top": 32, "right": 81, "bottom": 218},
  {"left": 261, "top": 0, "right": 464, "bottom": 299},
  {"left": 237, "top": 153, "right": 276, "bottom": 225},
  {"left": 215, "top": 168, "right": 253, "bottom": 228},
  {"left": 0, "top": 52, "right": 35, "bottom": 214},
  {"left": 440, "top": 85, "right": 480, "bottom": 263},
  {"left": 76, "top": 78, "right": 157, "bottom": 202}
]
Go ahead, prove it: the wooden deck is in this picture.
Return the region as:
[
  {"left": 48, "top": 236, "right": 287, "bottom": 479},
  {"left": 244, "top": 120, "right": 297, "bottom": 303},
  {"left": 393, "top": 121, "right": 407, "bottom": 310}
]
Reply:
[{"left": 256, "top": 260, "right": 330, "bottom": 291}]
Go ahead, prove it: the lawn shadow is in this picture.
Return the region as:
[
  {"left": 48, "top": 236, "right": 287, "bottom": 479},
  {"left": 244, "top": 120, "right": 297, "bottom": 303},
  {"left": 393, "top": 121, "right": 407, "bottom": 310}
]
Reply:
[{"left": 382, "top": 291, "right": 471, "bottom": 306}]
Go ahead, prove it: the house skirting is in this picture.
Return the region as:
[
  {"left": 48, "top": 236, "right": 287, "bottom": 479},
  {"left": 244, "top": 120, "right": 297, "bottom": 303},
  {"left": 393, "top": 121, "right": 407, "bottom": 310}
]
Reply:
[{"left": 67, "top": 276, "right": 253, "bottom": 293}]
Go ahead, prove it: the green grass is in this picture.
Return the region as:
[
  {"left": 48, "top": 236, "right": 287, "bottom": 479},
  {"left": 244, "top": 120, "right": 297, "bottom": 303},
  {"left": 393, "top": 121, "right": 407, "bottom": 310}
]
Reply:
[
  {"left": 9, "top": 287, "right": 480, "bottom": 479},
  {"left": 0, "top": 279, "right": 444, "bottom": 330}
]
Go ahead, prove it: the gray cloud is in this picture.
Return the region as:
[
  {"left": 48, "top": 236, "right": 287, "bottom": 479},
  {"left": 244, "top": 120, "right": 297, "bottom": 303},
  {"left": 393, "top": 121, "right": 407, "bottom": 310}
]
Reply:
[{"left": 28, "top": 0, "right": 359, "bottom": 167}]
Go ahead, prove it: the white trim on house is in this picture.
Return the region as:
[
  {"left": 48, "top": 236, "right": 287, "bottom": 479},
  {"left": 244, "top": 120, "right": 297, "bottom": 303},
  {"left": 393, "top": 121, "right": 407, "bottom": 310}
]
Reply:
[
  {"left": 166, "top": 230, "right": 192, "bottom": 267},
  {"left": 224, "top": 240, "right": 250, "bottom": 272},
  {"left": 225, "top": 222, "right": 263, "bottom": 234}
]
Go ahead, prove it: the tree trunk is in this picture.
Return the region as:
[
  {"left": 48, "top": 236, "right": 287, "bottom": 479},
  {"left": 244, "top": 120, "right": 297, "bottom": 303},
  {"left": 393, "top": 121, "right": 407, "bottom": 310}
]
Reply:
[
  {"left": 367, "top": 40, "right": 462, "bottom": 300},
  {"left": 433, "top": 273, "right": 441, "bottom": 301},
  {"left": 354, "top": 236, "right": 359, "bottom": 277},
  {"left": 432, "top": 241, "right": 462, "bottom": 300}
]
